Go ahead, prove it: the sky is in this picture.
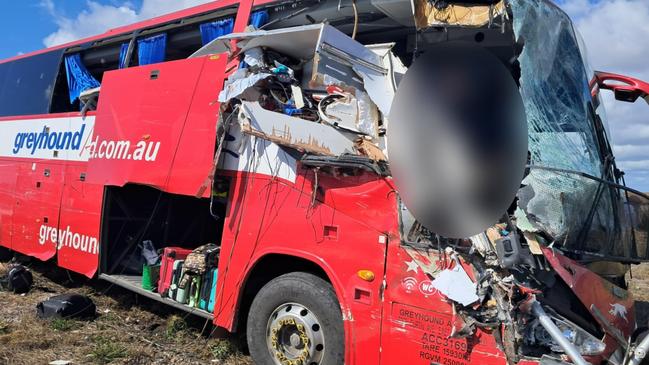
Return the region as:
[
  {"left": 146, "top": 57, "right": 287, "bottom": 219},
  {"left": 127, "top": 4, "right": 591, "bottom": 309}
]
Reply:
[{"left": 0, "top": 0, "right": 648, "bottom": 191}]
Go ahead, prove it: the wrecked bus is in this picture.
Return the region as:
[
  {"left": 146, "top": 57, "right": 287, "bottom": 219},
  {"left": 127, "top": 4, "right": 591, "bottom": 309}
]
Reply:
[{"left": 1, "top": 0, "right": 649, "bottom": 364}]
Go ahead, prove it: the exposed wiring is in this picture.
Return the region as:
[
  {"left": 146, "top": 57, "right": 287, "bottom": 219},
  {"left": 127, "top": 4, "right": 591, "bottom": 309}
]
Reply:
[
  {"left": 317, "top": 93, "right": 346, "bottom": 125},
  {"left": 310, "top": 167, "right": 320, "bottom": 208},
  {"left": 209, "top": 109, "right": 237, "bottom": 220},
  {"left": 351, "top": 0, "right": 359, "bottom": 39},
  {"left": 269, "top": 81, "right": 291, "bottom": 106}
]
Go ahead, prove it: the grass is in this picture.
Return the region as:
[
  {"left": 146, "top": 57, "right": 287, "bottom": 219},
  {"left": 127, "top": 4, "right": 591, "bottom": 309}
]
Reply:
[
  {"left": 90, "top": 337, "right": 129, "bottom": 364},
  {"left": 210, "top": 339, "right": 240, "bottom": 361},
  {"left": 49, "top": 318, "right": 79, "bottom": 332},
  {"left": 0, "top": 320, "right": 9, "bottom": 335},
  {"left": 165, "top": 315, "right": 188, "bottom": 339},
  {"left": 0, "top": 260, "right": 251, "bottom": 364}
]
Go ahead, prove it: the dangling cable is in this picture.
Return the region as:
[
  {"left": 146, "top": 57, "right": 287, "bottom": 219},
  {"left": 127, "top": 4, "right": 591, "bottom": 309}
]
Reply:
[{"left": 351, "top": 0, "right": 359, "bottom": 39}]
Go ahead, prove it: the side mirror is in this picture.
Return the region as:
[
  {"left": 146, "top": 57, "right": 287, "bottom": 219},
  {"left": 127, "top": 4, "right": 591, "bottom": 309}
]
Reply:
[{"left": 592, "top": 71, "right": 649, "bottom": 105}]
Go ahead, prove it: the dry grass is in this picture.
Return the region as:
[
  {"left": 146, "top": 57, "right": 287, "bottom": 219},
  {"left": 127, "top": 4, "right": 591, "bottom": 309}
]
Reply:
[{"left": 0, "top": 260, "right": 251, "bottom": 365}]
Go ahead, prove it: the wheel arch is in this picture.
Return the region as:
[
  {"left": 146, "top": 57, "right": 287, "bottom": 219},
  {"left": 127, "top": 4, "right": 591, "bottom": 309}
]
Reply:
[{"left": 233, "top": 251, "right": 346, "bottom": 334}]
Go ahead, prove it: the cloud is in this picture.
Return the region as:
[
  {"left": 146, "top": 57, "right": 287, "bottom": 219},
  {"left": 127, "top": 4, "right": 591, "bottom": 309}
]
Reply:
[
  {"left": 559, "top": 0, "right": 649, "bottom": 191},
  {"left": 571, "top": 0, "right": 649, "bottom": 78},
  {"left": 39, "top": 0, "right": 56, "bottom": 15},
  {"left": 558, "top": 0, "right": 593, "bottom": 19},
  {"left": 42, "top": 0, "right": 212, "bottom": 47},
  {"left": 618, "top": 160, "right": 649, "bottom": 170}
]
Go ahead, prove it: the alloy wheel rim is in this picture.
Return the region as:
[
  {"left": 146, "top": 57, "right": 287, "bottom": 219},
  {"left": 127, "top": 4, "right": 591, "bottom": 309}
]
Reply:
[{"left": 266, "top": 302, "right": 325, "bottom": 365}]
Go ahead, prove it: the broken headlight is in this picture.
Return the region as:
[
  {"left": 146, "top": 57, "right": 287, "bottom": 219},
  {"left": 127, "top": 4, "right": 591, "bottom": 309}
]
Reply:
[{"left": 526, "top": 314, "right": 606, "bottom": 356}]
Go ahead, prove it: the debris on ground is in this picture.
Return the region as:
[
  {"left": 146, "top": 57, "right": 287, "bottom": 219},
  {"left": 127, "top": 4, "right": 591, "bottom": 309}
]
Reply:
[
  {"left": 0, "top": 264, "right": 33, "bottom": 294},
  {"left": 36, "top": 294, "right": 97, "bottom": 320},
  {"left": 0, "top": 259, "right": 251, "bottom": 365}
]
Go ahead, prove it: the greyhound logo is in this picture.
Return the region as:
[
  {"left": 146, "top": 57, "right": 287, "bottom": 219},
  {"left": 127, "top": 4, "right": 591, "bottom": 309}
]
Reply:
[{"left": 609, "top": 303, "right": 628, "bottom": 322}]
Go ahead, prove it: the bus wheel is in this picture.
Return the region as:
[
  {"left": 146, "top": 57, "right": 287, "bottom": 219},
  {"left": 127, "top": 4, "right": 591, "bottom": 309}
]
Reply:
[{"left": 247, "top": 272, "right": 344, "bottom": 365}]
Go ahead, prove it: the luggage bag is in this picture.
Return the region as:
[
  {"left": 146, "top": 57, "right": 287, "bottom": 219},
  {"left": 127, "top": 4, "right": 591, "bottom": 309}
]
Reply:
[
  {"left": 188, "top": 276, "right": 202, "bottom": 308},
  {"left": 36, "top": 294, "right": 96, "bottom": 319},
  {"left": 200, "top": 268, "right": 218, "bottom": 312},
  {"left": 158, "top": 247, "right": 193, "bottom": 296},
  {"left": 168, "top": 260, "right": 188, "bottom": 304},
  {"left": 198, "top": 269, "right": 212, "bottom": 311},
  {"left": 142, "top": 264, "right": 160, "bottom": 292}
]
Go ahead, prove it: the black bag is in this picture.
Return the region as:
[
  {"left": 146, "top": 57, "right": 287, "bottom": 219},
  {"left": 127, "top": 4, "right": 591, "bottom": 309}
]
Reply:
[
  {"left": 0, "top": 265, "right": 33, "bottom": 294},
  {"left": 36, "top": 294, "right": 96, "bottom": 319}
]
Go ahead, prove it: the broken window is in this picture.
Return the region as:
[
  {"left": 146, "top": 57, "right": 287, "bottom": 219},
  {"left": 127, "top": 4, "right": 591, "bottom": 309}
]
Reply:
[{"left": 511, "top": 0, "right": 649, "bottom": 261}]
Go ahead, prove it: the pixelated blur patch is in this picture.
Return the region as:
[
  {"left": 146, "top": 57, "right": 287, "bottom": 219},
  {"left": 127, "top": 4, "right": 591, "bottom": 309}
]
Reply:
[{"left": 388, "top": 42, "right": 527, "bottom": 238}]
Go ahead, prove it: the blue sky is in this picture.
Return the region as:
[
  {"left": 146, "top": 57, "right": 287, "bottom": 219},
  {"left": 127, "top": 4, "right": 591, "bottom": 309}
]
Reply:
[
  {"left": 0, "top": 2, "right": 59, "bottom": 59},
  {"left": 1, "top": 0, "right": 648, "bottom": 191},
  {"left": 0, "top": 1, "right": 128, "bottom": 58}
]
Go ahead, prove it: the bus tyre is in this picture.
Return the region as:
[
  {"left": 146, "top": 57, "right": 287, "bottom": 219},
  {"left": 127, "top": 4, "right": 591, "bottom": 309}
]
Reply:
[{"left": 247, "top": 272, "right": 344, "bottom": 365}]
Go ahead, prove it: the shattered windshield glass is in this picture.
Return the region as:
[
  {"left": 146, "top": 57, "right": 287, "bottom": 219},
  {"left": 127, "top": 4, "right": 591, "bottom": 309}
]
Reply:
[{"left": 510, "top": 0, "right": 649, "bottom": 261}]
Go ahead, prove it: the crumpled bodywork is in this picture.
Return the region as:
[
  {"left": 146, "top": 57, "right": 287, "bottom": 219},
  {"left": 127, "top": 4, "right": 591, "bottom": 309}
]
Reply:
[{"left": 204, "top": 1, "right": 649, "bottom": 364}]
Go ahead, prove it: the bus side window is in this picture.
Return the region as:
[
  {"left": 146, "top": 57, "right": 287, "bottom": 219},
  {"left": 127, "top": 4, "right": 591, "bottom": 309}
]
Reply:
[
  {"left": 50, "top": 42, "right": 124, "bottom": 114},
  {"left": 0, "top": 50, "right": 63, "bottom": 118},
  {"left": 50, "top": 60, "right": 78, "bottom": 113}
]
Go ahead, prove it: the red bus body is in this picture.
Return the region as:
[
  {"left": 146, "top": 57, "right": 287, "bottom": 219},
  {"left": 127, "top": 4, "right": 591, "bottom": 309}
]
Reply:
[{"left": 2, "top": 1, "right": 649, "bottom": 365}]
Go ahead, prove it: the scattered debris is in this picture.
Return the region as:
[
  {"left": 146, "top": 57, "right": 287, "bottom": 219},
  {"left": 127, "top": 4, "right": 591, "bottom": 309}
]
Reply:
[
  {"left": 49, "top": 360, "right": 72, "bottom": 365},
  {"left": 36, "top": 293, "right": 97, "bottom": 319},
  {"left": 0, "top": 264, "right": 33, "bottom": 294},
  {"left": 430, "top": 263, "right": 479, "bottom": 306}
]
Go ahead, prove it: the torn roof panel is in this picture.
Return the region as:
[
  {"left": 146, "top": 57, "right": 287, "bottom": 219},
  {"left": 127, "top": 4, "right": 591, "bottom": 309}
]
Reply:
[
  {"left": 192, "top": 24, "right": 324, "bottom": 59},
  {"left": 191, "top": 24, "right": 384, "bottom": 73},
  {"left": 414, "top": 0, "right": 506, "bottom": 28}
]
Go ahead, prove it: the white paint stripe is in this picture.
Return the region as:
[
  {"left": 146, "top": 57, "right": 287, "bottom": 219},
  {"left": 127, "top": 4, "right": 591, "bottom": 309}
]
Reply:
[{"left": 0, "top": 116, "right": 95, "bottom": 162}]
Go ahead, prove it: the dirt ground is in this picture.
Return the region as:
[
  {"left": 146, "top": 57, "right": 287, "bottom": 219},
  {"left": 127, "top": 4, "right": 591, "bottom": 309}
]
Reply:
[
  {"left": 2, "top": 258, "right": 649, "bottom": 365},
  {"left": 0, "top": 258, "right": 252, "bottom": 365}
]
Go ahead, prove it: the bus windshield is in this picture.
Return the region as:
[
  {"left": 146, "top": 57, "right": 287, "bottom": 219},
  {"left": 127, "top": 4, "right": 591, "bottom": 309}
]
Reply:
[{"left": 511, "top": 0, "right": 649, "bottom": 262}]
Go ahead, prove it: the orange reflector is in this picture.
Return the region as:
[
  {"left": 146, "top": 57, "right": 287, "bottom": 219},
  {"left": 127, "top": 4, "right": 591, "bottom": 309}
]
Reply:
[{"left": 357, "top": 270, "right": 375, "bottom": 282}]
